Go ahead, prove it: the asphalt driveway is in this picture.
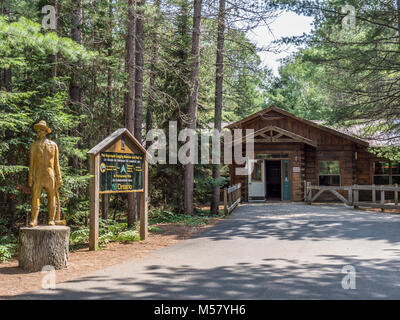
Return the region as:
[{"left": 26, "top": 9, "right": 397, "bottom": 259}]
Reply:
[{"left": 17, "top": 203, "right": 400, "bottom": 299}]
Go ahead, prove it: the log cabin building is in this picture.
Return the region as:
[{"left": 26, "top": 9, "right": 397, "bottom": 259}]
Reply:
[{"left": 226, "top": 106, "right": 398, "bottom": 202}]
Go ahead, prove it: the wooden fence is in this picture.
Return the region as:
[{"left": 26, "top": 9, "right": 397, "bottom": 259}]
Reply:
[
  {"left": 223, "top": 183, "right": 241, "bottom": 214},
  {"left": 304, "top": 182, "right": 400, "bottom": 210}
]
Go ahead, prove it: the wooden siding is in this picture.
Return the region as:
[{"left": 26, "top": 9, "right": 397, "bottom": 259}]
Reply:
[{"left": 229, "top": 108, "right": 384, "bottom": 202}]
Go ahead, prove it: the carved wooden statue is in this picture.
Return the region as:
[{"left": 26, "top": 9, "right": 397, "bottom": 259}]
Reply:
[{"left": 28, "top": 120, "right": 62, "bottom": 227}]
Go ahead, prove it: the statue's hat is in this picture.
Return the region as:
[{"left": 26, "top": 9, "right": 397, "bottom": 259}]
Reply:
[{"left": 33, "top": 120, "right": 51, "bottom": 134}]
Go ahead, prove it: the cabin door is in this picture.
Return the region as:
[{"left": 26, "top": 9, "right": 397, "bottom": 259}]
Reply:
[
  {"left": 248, "top": 159, "right": 265, "bottom": 200},
  {"left": 282, "top": 160, "right": 291, "bottom": 201}
]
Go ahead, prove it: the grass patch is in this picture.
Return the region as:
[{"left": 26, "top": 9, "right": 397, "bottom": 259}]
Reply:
[
  {"left": 149, "top": 208, "right": 225, "bottom": 227},
  {"left": 148, "top": 225, "right": 163, "bottom": 233}
]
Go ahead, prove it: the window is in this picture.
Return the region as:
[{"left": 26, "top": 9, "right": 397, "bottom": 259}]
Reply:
[
  {"left": 319, "top": 160, "right": 340, "bottom": 186},
  {"left": 251, "top": 160, "right": 263, "bottom": 182},
  {"left": 373, "top": 161, "right": 400, "bottom": 185},
  {"left": 374, "top": 162, "right": 389, "bottom": 175}
]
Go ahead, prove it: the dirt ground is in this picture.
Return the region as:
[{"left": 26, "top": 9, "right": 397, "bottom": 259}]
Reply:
[{"left": 0, "top": 219, "right": 222, "bottom": 298}]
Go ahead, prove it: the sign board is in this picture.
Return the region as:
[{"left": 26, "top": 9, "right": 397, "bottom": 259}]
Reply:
[
  {"left": 87, "top": 128, "right": 150, "bottom": 251},
  {"left": 99, "top": 152, "right": 144, "bottom": 193},
  {"left": 293, "top": 166, "right": 300, "bottom": 173}
]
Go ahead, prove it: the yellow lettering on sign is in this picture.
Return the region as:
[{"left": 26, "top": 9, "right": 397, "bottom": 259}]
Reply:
[{"left": 118, "top": 184, "right": 133, "bottom": 191}]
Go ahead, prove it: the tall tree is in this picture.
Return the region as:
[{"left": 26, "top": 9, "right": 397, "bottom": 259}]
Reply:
[
  {"left": 102, "top": 0, "right": 115, "bottom": 220},
  {"left": 145, "top": 0, "right": 161, "bottom": 148},
  {"left": 125, "top": 0, "right": 137, "bottom": 227},
  {"left": 70, "top": 0, "right": 82, "bottom": 105},
  {"left": 210, "top": 0, "right": 225, "bottom": 215},
  {"left": 50, "top": 0, "right": 58, "bottom": 82},
  {"left": 134, "top": 0, "right": 145, "bottom": 142},
  {"left": 184, "top": 0, "right": 203, "bottom": 214}
]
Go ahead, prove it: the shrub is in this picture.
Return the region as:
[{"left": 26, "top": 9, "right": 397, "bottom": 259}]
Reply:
[
  {"left": 70, "top": 219, "right": 140, "bottom": 248},
  {"left": 0, "top": 234, "right": 18, "bottom": 263}
]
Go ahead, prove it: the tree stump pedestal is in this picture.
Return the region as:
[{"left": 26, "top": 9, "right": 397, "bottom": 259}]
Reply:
[{"left": 18, "top": 226, "right": 70, "bottom": 272}]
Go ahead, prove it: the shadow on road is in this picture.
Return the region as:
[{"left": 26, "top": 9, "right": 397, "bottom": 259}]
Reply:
[
  {"left": 9, "top": 203, "right": 400, "bottom": 300},
  {"left": 13, "top": 255, "right": 400, "bottom": 300},
  {"left": 192, "top": 203, "right": 400, "bottom": 244}
]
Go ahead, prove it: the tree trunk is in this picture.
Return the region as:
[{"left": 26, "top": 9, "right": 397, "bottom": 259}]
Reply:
[
  {"left": 50, "top": 0, "right": 58, "bottom": 85},
  {"left": 210, "top": 0, "right": 225, "bottom": 215},
  {"left": 146, "top": 0, "right": 160, "bottom": 149},
  {"left": 134, "top": 0, "right": 145, "bottom": 143},
  {"left": 133, "top": 0, "right": 146, "bottom": 219},
  {"left": 397, "top": 0, "right": 400, "bottom": 46},
  {"left": 19, "top": 226, "right": 70, "bottom": 271},
  {"left": 125, "top": 0, "right": 137, "bottom": 227},
  {"left": 101, "top": 0, "right": 114, "bottom": 219},
  {"left": 70, "top": 0, "right": 82, "bottom": 105},
  {"left": 125, "top": 0, "right": 136, "bottom": 134},
  {"left": 184, "top": 0, "right": 203, "bottom": 214},
  {"left": 67, "top": 0, "right": 83, "bottom": 173}
]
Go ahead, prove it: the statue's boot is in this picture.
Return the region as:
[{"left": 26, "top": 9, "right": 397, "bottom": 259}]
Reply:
[
  {"left": 30, "top": 206, "right": 39, "bottom": 227},
  {"left": 48, "top": 202, "right": 56, "bottom": 226},
  {"left": 48, "top": 214, "right": 55, "bottom": 226},
  {"left": 47, "top": 190, "right": 57, "bottom": 226},
  {"left": 29, "top": 220, "right": 38, "bottom": 227}
]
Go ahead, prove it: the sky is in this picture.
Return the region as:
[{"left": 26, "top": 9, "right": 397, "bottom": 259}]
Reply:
[{"left": 247, "top": 11, "right": 314, "bottom": 77}]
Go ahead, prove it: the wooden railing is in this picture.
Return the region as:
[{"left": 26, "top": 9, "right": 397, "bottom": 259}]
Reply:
[
  {"left": 223, "top": 183, "right": 241, "bottom": 214},
  {"left": 304, "top": 182, "right": 400, "bottom": 210}
]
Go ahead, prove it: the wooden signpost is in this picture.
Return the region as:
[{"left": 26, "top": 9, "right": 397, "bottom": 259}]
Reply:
[{"left": 87, "top": 128, "right": 150, "bottom": 251}]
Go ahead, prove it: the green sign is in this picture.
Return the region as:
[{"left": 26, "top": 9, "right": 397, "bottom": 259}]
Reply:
[{"left": 99, "top": 152, "right": 144, "bottom": 193}]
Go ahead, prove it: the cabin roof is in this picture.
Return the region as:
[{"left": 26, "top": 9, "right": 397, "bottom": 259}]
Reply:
[
  {"left": 311, "top": 120, "right": 400, "bottom": 148},
  {"left": 225, "top": 106, "right": 370, "bottom": 147}
]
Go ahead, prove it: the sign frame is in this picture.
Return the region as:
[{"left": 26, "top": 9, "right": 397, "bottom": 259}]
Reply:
[
  {"left": 99, "top": 152, "right": 144, "bottom": 194},
  {"left": 87, "top": 128, "right": 151, "bottom": 250}
]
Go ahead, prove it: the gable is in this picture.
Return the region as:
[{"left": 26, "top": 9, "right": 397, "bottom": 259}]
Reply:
[
  {"left": 226, "top": 106, "right": 369, "bottom": 147},
  {"left": 236, "top": 125, "right": 317, "bottom": 147}
]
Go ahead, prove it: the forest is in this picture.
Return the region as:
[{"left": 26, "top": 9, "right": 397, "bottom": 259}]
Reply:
[{"left": 1, "top": 0, "right": 400, "bottom": 261}]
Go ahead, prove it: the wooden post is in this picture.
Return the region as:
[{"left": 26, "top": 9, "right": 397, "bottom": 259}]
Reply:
[
  {"left": 348, "top": 186, "right": 353, "bottom": 205},
  {"left": 395, "top": 184, "right": 398, "bottom": 206},
  {"left": 89, "top": 154, "right": 99, "bottom": 251},
  {"left": 224, "top": 188, "right": 228, "bottom": 215},
  {"left": 372, "top": 184, "right": 376, "bottom": 203},
  {"left": 140, "top": 159, "right": 148, "bottom": 240},
  {"left": 353, "top": 184, "right": 359, "bottom": 209},
  {"left": 380, "top": 186, "right": 385, "bottom": 212},
  {"left": 306, "top": 181, "right": 311, "bottom": 204}
]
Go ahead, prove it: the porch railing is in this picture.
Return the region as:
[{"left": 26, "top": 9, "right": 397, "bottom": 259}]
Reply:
[
  {"left": 304, "top": 181, "right": 400, "bottom": 210},
  {"left": 223, "top": 183, "right": 242, "bottom": 214}
]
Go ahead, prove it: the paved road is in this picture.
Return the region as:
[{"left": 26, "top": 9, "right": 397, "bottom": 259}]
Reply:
[{"left": 17, "top": 203, "right": 400, "bottom": 299}]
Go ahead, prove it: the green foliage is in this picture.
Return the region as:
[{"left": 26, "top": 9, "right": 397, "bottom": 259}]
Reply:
[
  {"left": 149, "top": 208, "right": 223, "bottom": 226},
  {"left": 0, "top": 13, "right": 94, "bottom": 226},
  {"left": 0, "top": 17, "right": 93, "bottom": 69},
  {"left": 148, "top": 225, "right": 163, "bottom": 233},
  {"left": 0, "top": 0, "right": 268, "bottom": 251},
  {"left": 69, "top": 219, "right": 140, "bottom": 249},
  {"left": 275, "top": 0, "right": 400, "bottom": 138},
  {"left": 0, "top": 219, "right": 18, "bottom": 262},
  {"left": 268, "top": 50, "right": 334, "bottom": 121}
]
